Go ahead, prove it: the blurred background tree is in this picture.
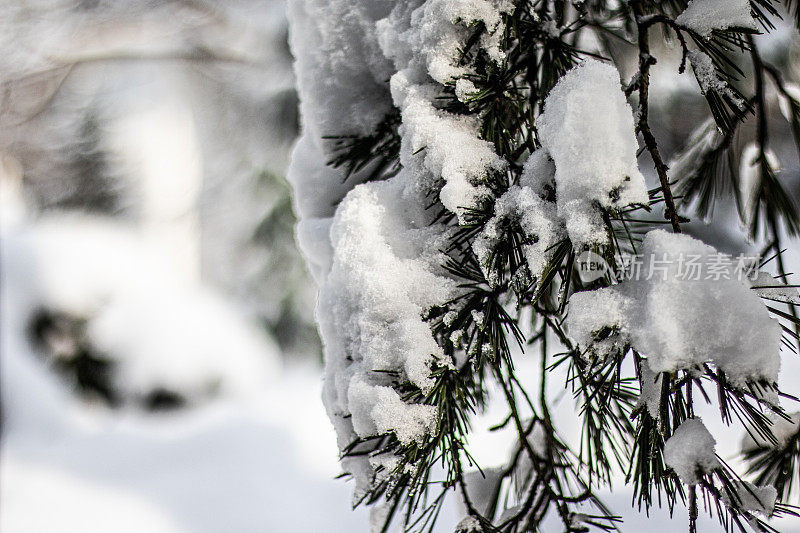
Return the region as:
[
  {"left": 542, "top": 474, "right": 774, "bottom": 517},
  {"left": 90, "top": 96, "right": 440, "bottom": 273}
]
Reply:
[{"left": 0, "top": 0, "right": 320, "bottom": 408}]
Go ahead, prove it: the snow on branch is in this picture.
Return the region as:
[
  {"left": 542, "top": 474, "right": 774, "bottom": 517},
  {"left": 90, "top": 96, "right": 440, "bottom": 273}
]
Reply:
[{"left": 286, "top": 0, "right": 800, "bottom": 531}]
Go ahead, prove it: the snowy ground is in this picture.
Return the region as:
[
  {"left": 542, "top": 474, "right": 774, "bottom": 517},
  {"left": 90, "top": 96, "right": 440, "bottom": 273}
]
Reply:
[
  {"left": 1, "top": 365, "right": 370, "bottom": 533},
  {"left": 0, "top": 210, "right": 369, "bottom": 532}
]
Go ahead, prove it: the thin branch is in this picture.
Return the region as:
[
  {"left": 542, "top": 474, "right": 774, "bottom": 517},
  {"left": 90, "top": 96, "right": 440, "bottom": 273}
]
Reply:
[{"left": 632, "top": 2, "right": 682, "bottom": 233}]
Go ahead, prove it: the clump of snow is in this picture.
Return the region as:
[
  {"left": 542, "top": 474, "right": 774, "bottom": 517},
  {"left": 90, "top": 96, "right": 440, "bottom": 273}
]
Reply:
[
  {"left": 687, "top": 50, "right": 745, "bottom": 110},
  {"left": 567, "top": 287, "right": 632, "bottom": 358},
  {"left": 567, "top": 230, "right": 782, "bottom": 385},
  {"left": 637, "top": 364, "right": 663, "bottom": 420},
  {"left": 471, "top": 150, "right": 567, "bottom": 287},
  {"left": 723, "top": 481, "right": 778, "bottom": 516},
  {"left": 368, "top": 452, "right": 402, "bottom": 488},
  {"left": 377, "top": 0, "right": 514, "bottom": 86},
  {"left": 285, "top": 0, "right": 403, "bottom": 327},
  {"left": 287, "top": 0, "right": 394, "bottom": 140},
  {"left": 676, "top": 0, "right": 757, "bottom": 38},
  {"left": 535, "top": 60, "right": 648, "bottom": 246},
  {"left": 455, "top": 78, "right": 478, "bottom": 102},
  {"left": 520, "top": 149, "right": 556, "bottom": 198},
  {"left": 664, "top": 418, "right": 719, "bottom": 484},
  {"left": 473, "top": 185, "right": 564, "bottom": 287},
  {"left": 317, "top": 176, "right": 458, "bottom": 494},
  {"left": 348, "top": 380, "right": 437, "bottom": 446},
  {"left": 456, "top": 516, "right": 483, "bottom": 533},
  {"left": 288, "top": 0, "right": 522, "bottom": 500},
  {"left": 391, "top": 73, "right": 505, "bottom": 219},
  {"left": 372, "top": 0, "right": 516, "bottom": 221}
]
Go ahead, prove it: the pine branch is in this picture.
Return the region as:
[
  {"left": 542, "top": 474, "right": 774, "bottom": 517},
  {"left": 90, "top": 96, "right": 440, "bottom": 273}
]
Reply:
[
  {"left": 632, "top": 1, "right": 683, "bottom": 233},
  {"left": 312, "top": 3, "right": 800, "bottom": 532}
]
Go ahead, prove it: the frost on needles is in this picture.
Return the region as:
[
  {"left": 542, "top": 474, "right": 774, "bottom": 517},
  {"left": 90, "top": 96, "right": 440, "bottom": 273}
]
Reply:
[{"left": 286, "top": 1, "right": 800, "bottom": 532}]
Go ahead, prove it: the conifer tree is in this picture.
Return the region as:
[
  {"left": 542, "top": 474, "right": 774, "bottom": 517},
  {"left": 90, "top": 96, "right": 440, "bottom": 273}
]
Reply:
[{"left": 287, "top": 1, "right": 800, "bottom": 531}]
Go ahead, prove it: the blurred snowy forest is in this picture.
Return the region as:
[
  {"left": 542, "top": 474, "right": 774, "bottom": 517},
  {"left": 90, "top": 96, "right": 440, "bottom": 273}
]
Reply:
[
  {"left": 0, "top": 1, "right": 362, "bottom": 531},
  {"left": 4, "top": 1, "right": 800, "bottom": 533}
]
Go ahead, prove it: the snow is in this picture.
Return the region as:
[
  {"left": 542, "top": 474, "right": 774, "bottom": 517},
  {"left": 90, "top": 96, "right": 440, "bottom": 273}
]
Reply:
[
  {"left": 295, "top": 217, "right": 335, "bottom": 284},
  {"left": 535, "top": 60, "right": 649, "bottom": 246},
  {"left": 455, "top": 78, "right": 478, "bottom": 102},
  {"left": 373, "top": 0, "right": 515, "bottom": 221},
  {"left": 3, "top": 463, "right": 183, "bottom": 533},
  {"left": 520, "top": 149, "right": 556, "bottom": 197},
  {"left": 663, "top": 418, "right": 719, "bottom": 484},
  {"left": 723, "top": 481, "right": 778, "bottom": 516},
  {"left": 284, "top": 0, "right": 785, "bottom": 522},
  {"left": 376, "top": 0, "right": 513, "bottom": 86},
  {"left": 1, "top": 363, "right": 372, "bottom": 533},
  {"left": 473, "top": 185, "right": 563, "bottom": 287},
  {"left": 390, "top": 72, "right": 504, "bottom": 219},
  {"left": 317, "top": 177, "right": 458, "bottom": 492},
  {"left": 286, "top": 0, "right": 394, "bottom": 140},
  {"left": 3, "top": 214, "right": 279, "bottom": 404},
  {"left": 455, "top": 516, "right": 483, "bottom": 532},
  {"left": 567, "top": 230, "right": 782, "bottom": 385},
  {"left": 287, "top": 0, "right": 517, "bottom": 500},
  {"left": 9, "top": 1, "right": 800, "bottom": 530},
  {"left": 287, "top": 0, "right": 541, "bottom": 489},
  {"left": 687, "top": 50, "right": 745, "bottom": 110},
  {"left": 0, "top": 213, "right": 371, "bottom": 532},
  {"left": 567, "top": 287, "right": 633, "bottom": 358},
  {"left": 676, "top": 0, "right": 757, "bottom": 37},
  {"left": 638, "top": 364, "right": 664, "bottom": 420},
  {"left": 348, "top": 380, "right": 437, "bottom": 446}
]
